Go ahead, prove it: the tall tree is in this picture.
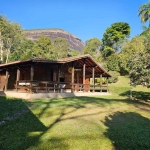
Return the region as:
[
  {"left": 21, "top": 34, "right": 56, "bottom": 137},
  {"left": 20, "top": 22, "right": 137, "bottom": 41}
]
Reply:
[
  {"left": 84, "top": 38, "right": 102, "bottom": 62},
  {"left": 0, "top": 15, "right": 24, "bottom": 63},
  {"left": 138, "top": 1, "right": 150, "bottom": 26},
  {"left": 119, "top": 36, "right": 145, "bottom": 74},
  {"left": 127, "top": 35, "right": 150, "bottom": 87},
  {"left": 53, "top": 37, "right": 69, "bottom": 59},
  {"left": 102, "top": 22, "right": 130, "bottom": 58},
  {"left": 33, "top": 36, "right": 53, "bottom": 59},
  {"left": 0, "top": 32, "right": 3, "bottom": 62},
  {"left": 10, "top": 38, "right": 35, "bottom": 61}
]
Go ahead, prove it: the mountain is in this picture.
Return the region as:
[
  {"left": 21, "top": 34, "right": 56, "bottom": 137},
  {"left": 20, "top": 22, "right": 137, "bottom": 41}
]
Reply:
[{"left": 25, "top": 28, "right": 85, "bottom": 52}]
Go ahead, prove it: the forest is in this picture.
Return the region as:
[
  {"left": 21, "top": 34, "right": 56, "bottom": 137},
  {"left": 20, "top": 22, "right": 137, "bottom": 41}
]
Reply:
[{"left": 0, "top": 2, "right": 149, "bottom": 88}]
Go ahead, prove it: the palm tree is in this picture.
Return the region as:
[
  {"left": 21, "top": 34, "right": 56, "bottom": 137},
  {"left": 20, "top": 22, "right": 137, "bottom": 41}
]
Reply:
[{"left": 138, "top": 1, "right": 150, "bottom": 26}]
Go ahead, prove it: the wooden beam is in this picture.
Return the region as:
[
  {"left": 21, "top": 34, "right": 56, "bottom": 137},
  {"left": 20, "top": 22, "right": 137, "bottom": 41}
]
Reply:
[
  {"left": 57, "top": 65, "right": 61, "bottom": 93},
  {"left": 92, "top": 67, "right": 95, "bottom": 92},
  {"left": 57, "top": 65, "right": 60, "bottom": 82},
  {"left": 74, "top": 66, "right": 96, "bottom": 69},
  {"left": 4, "top": 70, "right": 9, "bottom": 91},
  {"left": 77, "top": 72, "right": 79, "bottom": 83},
  {"left": 30, "top": 65, "right": 34, "bottom": 93},
  {"left": 16, "top": 69, "right": 20, "bottom": 92},
  {"left": 100, "top": 74, "right": 102, "bottom": 92},
  {"left": 106, "top": 77, "right": 108, "bottom": 92},
  {"left": 71, "top": 62, "right": 74, "bottom": 93},
  {"left": 83, "top": 59, "right": 86, "bottom": 92},
  {"left": 30, "top": 65, "right": 34, "bottom": 81}
]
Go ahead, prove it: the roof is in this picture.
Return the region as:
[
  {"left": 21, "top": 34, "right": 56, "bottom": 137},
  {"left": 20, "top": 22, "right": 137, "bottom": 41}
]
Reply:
[
  {"left": 0, "top": 54, "right": 111, "bottom": 77},
  {"left": 58, "top": 54, "right": 111, "bottom": 77}
]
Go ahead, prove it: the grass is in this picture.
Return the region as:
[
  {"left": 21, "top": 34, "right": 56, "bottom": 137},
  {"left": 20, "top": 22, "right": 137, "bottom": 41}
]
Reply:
[{"left": 0, "top": 76, "right": 150, "bottom": 150}]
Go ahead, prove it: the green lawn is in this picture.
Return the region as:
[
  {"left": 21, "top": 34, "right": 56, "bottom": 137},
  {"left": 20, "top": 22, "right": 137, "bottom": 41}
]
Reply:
[{"left": 0, "top": 76, "right": 150, "bottom": 150}]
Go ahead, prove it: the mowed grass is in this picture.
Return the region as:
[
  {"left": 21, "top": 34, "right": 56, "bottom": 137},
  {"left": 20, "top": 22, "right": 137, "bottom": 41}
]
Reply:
[{"left": 0, "top": 76, "right": 150, "bottom": 150}]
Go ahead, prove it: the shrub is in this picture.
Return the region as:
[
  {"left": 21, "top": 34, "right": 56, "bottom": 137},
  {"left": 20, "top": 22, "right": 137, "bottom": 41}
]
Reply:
[{"left": 108, "top": 71, "right": 120, "bottom": 83}]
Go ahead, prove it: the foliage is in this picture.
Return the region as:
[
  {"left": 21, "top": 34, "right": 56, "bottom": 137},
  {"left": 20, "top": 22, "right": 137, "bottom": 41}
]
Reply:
[
  {"left": 53, "top": 37, "right": 69, "bottom": 59},
  {"left": 102, "top": 46, "right": 114, "bottom": 58},
  {"left": 119, "top": 36, "right": 145, "bottom": 75},
  {"left": 84, "top": 38, "right": 102, "bottom": 62},
  {"left": 128, "top": 35, "right": 150, "bottom": 87},
  {"left": 10, "top": 38, "right": 35, "bottom": 61},
  {"left": 106, "top": 54, "right": 120, "bottom": 72},
  {"left": 32, "top": 36, "right": 53, "bottom": 58},
  {"left": 140, "top": 26, "right": 150, "bottom": 36},
  {"left": 0, "top": 15, "right": 24, "bottom": 63},
  {"left": 108, "top": 71, "right": 120, "bottom": 83},
  {"left": 102, "top": 22, "right": 130, "bottom": 57},
  {"left": 67, "top": 48, "right": 81, "bottom": 57},
  {"left": 138, "top": 1, "right": 150, "bottom": 25}
]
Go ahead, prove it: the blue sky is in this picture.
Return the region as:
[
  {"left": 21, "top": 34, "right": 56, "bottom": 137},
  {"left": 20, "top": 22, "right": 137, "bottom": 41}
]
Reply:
[{"left": 0, "top": 0, "right": 148, "bottom": 42}]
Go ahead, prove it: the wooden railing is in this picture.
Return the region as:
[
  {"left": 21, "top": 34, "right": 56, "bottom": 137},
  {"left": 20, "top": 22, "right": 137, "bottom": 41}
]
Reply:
[{"left": 16, "top": 80, "right": 108, "bottom": 93}]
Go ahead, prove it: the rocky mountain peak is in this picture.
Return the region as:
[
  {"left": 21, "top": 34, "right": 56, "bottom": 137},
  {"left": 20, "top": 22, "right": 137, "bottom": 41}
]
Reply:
[{"left": 25, "top": 28, "right": 85, "bottom": 52}]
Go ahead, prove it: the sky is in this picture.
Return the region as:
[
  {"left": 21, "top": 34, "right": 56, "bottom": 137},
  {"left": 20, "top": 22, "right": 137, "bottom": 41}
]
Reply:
[{"left": 0, "top": 0, "right": 148, "bottom": 43}]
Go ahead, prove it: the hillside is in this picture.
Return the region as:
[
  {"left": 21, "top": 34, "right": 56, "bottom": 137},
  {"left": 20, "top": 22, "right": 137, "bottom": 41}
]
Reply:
[{"left": 25, "top": 28, "right": 85, "bottom": 52}]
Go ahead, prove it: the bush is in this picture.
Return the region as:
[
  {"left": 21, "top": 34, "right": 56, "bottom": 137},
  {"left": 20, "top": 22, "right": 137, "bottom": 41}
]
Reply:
[
  {"left": 108, "top": 71, "right": 120, "bottom": 83},
  {"left": 107, "top": 54, "right": 120, "bottom": 72}
]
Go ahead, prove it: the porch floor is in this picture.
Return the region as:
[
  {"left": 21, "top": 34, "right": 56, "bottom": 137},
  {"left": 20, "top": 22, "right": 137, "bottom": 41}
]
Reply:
[{"left": 0, "top": 90, "right": 111, "bottom": 99}]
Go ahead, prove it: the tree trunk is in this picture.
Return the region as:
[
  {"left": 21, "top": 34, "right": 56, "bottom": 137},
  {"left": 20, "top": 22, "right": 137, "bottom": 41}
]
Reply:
[
  {"left": 6, "top": 48, "right": 10, "bottom": 63},
  {"left": 0, "top": 32, "right": 3, "bottom": 62}
]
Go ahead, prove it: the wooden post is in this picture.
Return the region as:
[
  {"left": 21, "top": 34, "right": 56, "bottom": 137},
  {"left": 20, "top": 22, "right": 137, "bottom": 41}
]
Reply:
[
  {"left": 57, "top": 65, "right": 61, "bottom": 93},
  {"left": 4, "top": 70, "right": 9, "bottom": 91},
  {"left": 77, "top": 72, "right": 79, "bottom": 83},
  {"left": 71, "top": 62, "right": 74, "bottom": 93},
  {"left": 77, "top": 72, "right": 79, "bottom": 92},
  {"left": 100, "top": 74, "right": 102, "bottom": 92},
  {"left": 83, "top": 59, "right": 86, "bottom": 92},
  {"left": 16, "top": 68, "right": 20, "bottom": 92},
  {"left": 92, "top": 67, "right": 95, "bottom": 92},
  {"left": 31, "top": 65, "right": 34, "bottom": 81},
  {"left": 106, "top": 77, "right": 108, "bottom": 92},
  {"left": 30, "top": 65, "right": 34, "bottom": 93}
]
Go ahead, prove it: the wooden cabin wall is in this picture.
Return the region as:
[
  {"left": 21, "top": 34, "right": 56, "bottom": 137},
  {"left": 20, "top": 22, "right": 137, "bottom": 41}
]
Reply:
[
  {"left": 0, "top": 71, "right": 6, "bottom": 90},
  {"left": 34, "top": 66, "right": 54, "bottom": 81},
  {"left": 20, "top": 67, "right": 30, "bottom": 80},
  {"left": 34, "top": 66, "right": 46, "bottom": 81},
  {"left": 84, "top": 77, "right": 90, "bottom": 92},
  {"left": 7, "top": 68, "right": 17, "bottom": 89}
]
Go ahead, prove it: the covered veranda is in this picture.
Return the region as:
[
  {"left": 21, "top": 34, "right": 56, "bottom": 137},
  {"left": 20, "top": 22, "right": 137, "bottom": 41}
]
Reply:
[{"left": 0, "top": 54, "right": 111, "bottom": 99}]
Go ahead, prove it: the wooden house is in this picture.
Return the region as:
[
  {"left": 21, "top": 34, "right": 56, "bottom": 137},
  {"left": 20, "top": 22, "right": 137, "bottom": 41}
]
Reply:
[{"left": 0, "top": 54, "right": 111, "bottom": 95}]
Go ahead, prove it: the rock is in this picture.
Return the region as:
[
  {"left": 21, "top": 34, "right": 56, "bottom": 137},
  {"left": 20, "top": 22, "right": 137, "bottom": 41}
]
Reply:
[{"left": 24, "top": 28, "right": 85, "bottom": 52}]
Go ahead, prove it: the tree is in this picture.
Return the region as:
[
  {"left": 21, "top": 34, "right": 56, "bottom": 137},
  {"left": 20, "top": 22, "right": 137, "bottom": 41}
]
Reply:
[
  {"left": 33, "top": 36, "right": 53, "bottom": 59},
  {"left": 0, "top": 15, "right": 24, "bottom": 63},
  {"left": 102, "top": 22, "right": 130, "bottom": 57},
  {"left": 119, "top": 36, "right": 145, "bottom": 75},
  {"left": 140, "top": 26, "right": 150, "bottom": 36},
  {"left": 128, "top": 35, "right": 150, "bottom": 87},
  {"left": 107, "top": 54, "right": 120, "bottom": 72},
  {"left": 83, "top": 38, "right": 102, "bottom": 62},
  {"left": 67, "top": 48, "right": 81, "bottom": 57},
  {"left": 0, "top": 32, "right": 4, "bottom": 62},
  {"left": 53, "top": 37, "right": 69, "bottom": 59},
  {"left": 10, "top": 38, "right": 35, "bottom": 61},
  {"left": 138, "top": 1, "right": 150, "bottom": 26}
]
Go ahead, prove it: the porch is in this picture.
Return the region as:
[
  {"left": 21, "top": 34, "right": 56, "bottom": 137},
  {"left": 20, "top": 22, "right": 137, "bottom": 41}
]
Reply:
[
  {"left": 0, "top": 90, "right": 111, "bottom": 100},
  {"left": 0, "top": 55, "right": 112, "bottom": 99},
  {"left": 16, "top": 80, "right": 109, "bottom": 93}
]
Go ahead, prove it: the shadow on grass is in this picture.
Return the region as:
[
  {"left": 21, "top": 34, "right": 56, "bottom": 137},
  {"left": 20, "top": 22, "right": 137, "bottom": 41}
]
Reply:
[
  {"left": 0, "top": 96, "right": 69, "bottom": 150},
  {"left": 120, "top": 90, "right": 150, "bottom": 101},
  {"left": 104, "top": 112, "right": 150, "bottom": 150},
  {"left": 30, "top": 95, "right": 150, "bottom": 118},
  {"left": 0, "top": 92, "right": 150, "bottom": 149}
]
